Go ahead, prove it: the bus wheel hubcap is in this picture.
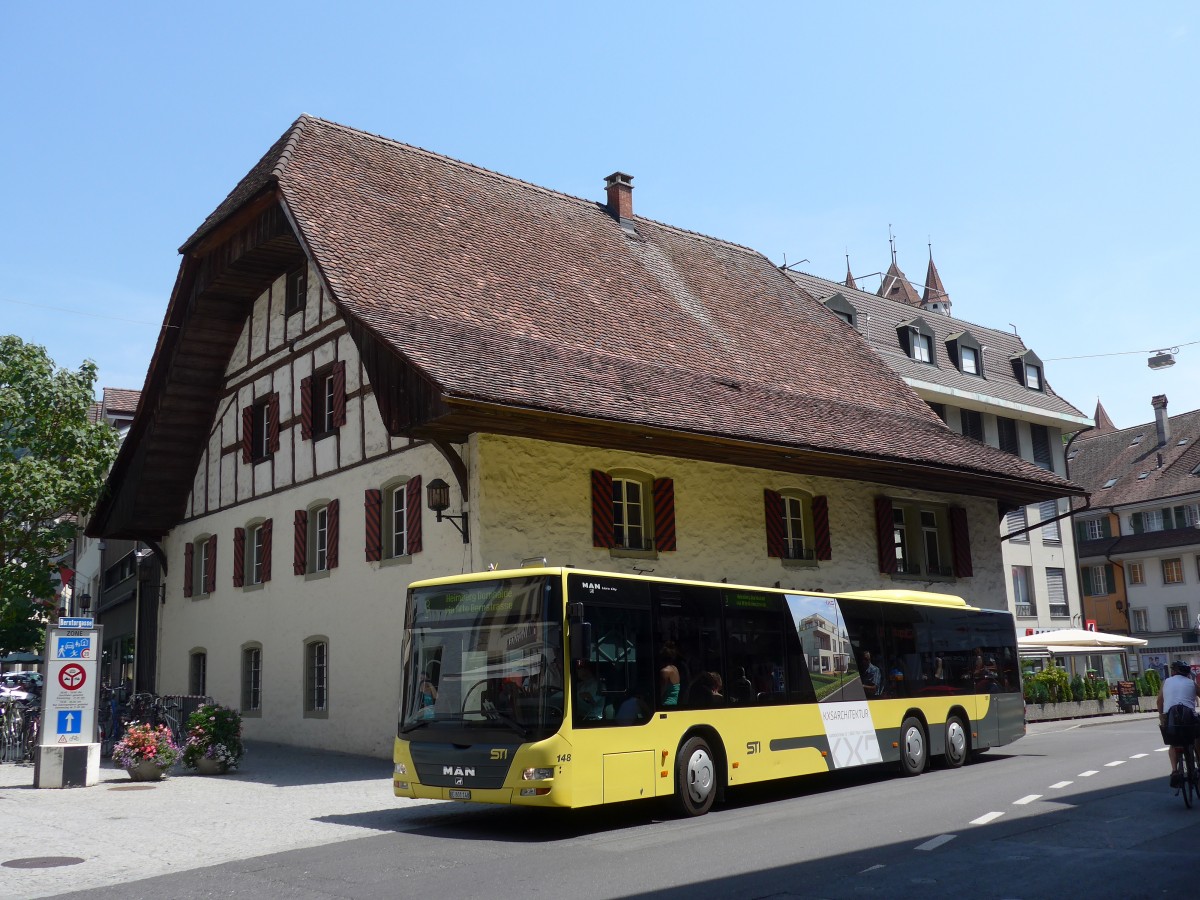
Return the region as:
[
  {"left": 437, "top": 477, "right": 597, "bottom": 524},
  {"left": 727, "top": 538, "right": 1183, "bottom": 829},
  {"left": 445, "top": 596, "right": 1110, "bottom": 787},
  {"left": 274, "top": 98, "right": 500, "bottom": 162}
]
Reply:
[
  {"left": 905, "top": 728, "right": 923, "bottom": 764},
  {"left": 687, "top": 750, "right": 714, "bottom": 803},
  {"left": 947, "top": 721, "right": 965, "bottom": 759}
]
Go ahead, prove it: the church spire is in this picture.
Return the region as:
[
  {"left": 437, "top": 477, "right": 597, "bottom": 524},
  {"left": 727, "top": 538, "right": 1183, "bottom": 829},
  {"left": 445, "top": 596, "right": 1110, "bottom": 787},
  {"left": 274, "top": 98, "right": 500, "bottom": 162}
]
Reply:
[
  {"left": 844, "top": 253, "right": 857, "bottom": 290},
  {"left": 921, "top": 244, "right": 951, "bottom": 315},
  {"left": 1093, "top": 399, "right": 1117, "bottom": 433},
  {"left": 877, "top": 261, "right": 922, "bottom": 306}
]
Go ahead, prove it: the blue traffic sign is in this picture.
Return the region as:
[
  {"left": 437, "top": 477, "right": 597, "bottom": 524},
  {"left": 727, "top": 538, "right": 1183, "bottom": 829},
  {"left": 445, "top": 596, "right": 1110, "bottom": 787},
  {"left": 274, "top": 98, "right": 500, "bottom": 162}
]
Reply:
[
  {"left": 57, "top": 710, "right": 82, "bottom": 735},
  {"left": 56, "top": 636, "right": 92, "bottom": 659},
  {"left": 58, "top": 617, "right": 94, "bottom": 629}
]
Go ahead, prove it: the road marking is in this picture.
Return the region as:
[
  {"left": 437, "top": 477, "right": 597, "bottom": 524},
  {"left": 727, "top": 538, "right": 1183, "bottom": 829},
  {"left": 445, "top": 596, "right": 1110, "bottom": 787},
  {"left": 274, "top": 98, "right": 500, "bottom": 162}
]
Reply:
[
  {"left": 859, "top": 864, "right": 886, "bottom": 872},
  {"left": 1049, "top": 781, "right": 1072, "bottom": 789},
  {"left": 1105, "top": 761, "right": 1125, "bottom": 767},
  {"left": 915, "top": 834, "right": 956, "bottom": 851},
  {"left": 1130, "top": 753, "right": 1148, "bottom": 759},
  {"left": 1013, "top": 794, "right": 1041, "bottom": 805},
  {"left": 1155, "top": 747, "right": 1170, "bottom": 753},
  {"left": 970, "top": 812, "right": 1004, "bottom": 825},
  {"left": 1079, "top": 770, "right": 1099, "bottom": 777}
]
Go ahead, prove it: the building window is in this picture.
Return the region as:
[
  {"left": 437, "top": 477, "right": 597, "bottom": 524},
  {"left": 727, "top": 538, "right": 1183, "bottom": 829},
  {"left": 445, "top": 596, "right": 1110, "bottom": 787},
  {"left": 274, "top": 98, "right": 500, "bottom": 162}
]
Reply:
[
  {"left": 960, "top": 409, "right": 983, "bottom": 441},
  {"left": 1013, "top": 566, "right": 1036, "bottom": 617},
  {"left": 242, "top": 644, "right": 262, "bottom": 714},
  {"left": 389, "top": 483, "right": 409, "bottom": 557},
  {"left": 1128, "top": 562, "right": 1144, "bottom": 585},
  {"left": 304, "top": 638, "right": 329, "bottom": 716},
  {"left": 294, "top": 501, "right": 339, "bottom": 576},
  {"left": 242, "top": 394, "right": 279, "bottom": 464},
  {"left": 960, "top": 346, "right": 980, "bottom": 375},
  {"left": 1168, "top": 606, "right": 1190, "bottom": 630},
  {"left": 913, "top": 331, "right": 933, "bottom": 363},
  {"left": 768, "top": 490, "right": 824, "bottom": 563},
  {"left": 996, "top": 416, "right": 1020, "bottom": 456},
  {"left": 249, "top": 523, "right": 265, "bottom": 585},
  {"left": 186, "top": 534, "right": 218, "bottom": 598},
  {"left": 1085, "top": 564, "right": 1111, "bottom": 596},
  {"left": 1005, "top": 506, "right": 1028, "bottom": 542},
  {"left": 1046, "top": 568, "right": 1069, "bottom": 617},
  {"left": 1085, "top": 519, "right": 1106, "bottom": 540},
  {"left": 365, "top": 479, "right": 423, "bottom": 563},
  {"left": 1131, "top": 609, "right": 1149, "bottom": 633},
  {"left": 1163, "top": 558, "right": 1185, "bottom": 585},
  {"left": 234, "top": 520, "right": 272, "bottom": 589},
  {"left": 591, "top": 470, "right": 676, "bottom": 554},
  {"left": 189, "top": 650, "right": 207, "bottom": 696},
  {"left": 300, "top": 362, "right": 346, "bottom": 441},
  {"left": 285, "top": 265, "right": 307, "bottom": 315},
  {"left": 1030, "top": 424, "right": 1054, "bottom": 472},
  {"left": 253, "top": 399, "right": 271, "bottom": 460},
  {"left": 889, "top": 502, "right": 952, "bottom": 577},
  {"left": 1025, "top": 364, "right": 1042, "bottom": 390},
  {"left": 1038, "top": 500, "right": 1061, "bottom": 544}
]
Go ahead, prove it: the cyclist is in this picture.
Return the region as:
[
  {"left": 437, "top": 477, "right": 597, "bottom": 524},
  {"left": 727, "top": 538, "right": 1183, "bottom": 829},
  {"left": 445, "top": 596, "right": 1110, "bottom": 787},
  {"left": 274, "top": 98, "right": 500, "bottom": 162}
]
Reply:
[{"left": 1157, "top": 659, "right": 1200, "bottom": 786}]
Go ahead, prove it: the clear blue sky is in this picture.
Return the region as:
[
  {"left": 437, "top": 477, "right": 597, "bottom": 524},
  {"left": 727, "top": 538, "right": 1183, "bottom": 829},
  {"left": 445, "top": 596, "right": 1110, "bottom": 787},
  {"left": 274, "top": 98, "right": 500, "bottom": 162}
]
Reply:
[{"left": 3, "top": 2, "right": 1197, "bottom": 434}]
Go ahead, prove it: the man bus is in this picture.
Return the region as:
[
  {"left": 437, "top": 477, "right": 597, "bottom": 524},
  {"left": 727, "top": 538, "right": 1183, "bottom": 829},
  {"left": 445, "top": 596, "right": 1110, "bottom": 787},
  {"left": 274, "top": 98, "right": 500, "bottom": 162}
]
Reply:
[{"left": 394, "top": 566, "right": 1022, "bottom": 817}]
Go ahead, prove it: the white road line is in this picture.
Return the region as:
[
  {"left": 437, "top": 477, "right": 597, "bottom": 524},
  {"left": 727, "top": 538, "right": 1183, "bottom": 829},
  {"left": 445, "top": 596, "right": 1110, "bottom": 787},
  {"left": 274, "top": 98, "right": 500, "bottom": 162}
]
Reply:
[
  {"left": 859, "top": 864, "right": 886, "bottom": 873},
  {"left": 1013, "top": 794, "right": 1041, "bottom": 805},
  {"left": 915, "top": 834, "right": 956, "bottom": 852},
  {"left": 1049, "top": 781, "right": 1073, "bottom": 789},
  {"left": 1131, "top": 753, "right": 1148, "bottom": 759},
  {"left": 1156, "top": 747, "right": 1170, "bottom": 753},
  {"left": 970, "top": 812, "right": 1004, "bottom": 825},
  {"left": 1079, "top": 770, "right": 1099, "bottom": 777},
  {"left": 1105, "top": 761, "right": 1125, "bottom": 767}
]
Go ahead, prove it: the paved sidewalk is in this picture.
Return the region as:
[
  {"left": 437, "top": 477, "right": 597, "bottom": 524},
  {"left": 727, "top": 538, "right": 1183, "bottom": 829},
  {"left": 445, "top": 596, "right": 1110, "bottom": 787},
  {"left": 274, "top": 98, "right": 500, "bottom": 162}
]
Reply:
[{"left": 0, "top": 742, "right": 438, "bottom": 900}]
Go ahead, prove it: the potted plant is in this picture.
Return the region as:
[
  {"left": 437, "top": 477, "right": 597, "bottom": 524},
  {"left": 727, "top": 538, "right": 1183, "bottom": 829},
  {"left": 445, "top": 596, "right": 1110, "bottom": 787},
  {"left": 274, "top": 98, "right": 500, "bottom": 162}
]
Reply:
[
  {"left": 112, "top": 723, "right": 180, "bottom": 781},
  {"left": 182, "top": 703, "right": 244, "bottom": 774}
]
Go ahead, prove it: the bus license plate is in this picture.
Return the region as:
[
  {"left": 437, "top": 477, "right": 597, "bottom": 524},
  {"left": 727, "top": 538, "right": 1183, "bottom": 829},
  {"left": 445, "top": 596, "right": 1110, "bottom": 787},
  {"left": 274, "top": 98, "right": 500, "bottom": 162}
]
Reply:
[{"left": 449, "top": 789, "right": 471, "bottom": 800}]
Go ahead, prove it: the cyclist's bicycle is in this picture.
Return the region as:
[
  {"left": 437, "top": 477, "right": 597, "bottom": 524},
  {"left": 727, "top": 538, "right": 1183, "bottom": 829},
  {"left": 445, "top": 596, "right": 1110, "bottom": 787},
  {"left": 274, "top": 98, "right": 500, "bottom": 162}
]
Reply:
[
  {"left": 1163, "top": 704, "right": 1200, "bottom": 809},
  {"left": 1173, "top": 742, "right": 1198, "bottom": 808}
]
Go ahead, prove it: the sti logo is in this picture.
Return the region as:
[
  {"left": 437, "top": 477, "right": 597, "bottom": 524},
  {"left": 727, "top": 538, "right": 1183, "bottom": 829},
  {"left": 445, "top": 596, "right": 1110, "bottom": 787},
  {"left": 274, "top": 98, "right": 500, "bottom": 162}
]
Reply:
[{"left": 443, "top": 766, "right": 476, "bottom": 777}]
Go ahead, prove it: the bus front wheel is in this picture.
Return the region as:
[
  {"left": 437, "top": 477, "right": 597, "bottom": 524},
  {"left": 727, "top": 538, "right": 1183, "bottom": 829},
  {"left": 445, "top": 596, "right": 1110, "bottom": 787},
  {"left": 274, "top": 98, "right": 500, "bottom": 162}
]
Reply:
[
  {"left": 943, "top": 714, "right": 969, "bottom": 768},
  {"left": 674, "top": 736, "right": 717, "bottom": 817},
  {"left": 899, "top": 717, "right": 926, "bottom": 776}
]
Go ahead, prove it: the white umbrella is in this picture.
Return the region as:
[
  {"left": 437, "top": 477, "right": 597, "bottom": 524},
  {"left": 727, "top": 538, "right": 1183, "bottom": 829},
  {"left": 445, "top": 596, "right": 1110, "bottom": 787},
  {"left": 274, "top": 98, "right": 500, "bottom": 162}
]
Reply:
[{"left": 1017, "top": 628, "right": 1147, "bottom": 648}]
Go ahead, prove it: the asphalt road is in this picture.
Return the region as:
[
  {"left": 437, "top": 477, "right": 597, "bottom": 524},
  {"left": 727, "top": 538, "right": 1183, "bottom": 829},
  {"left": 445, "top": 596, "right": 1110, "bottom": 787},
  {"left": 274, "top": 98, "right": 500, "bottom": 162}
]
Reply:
[{"left": 52, "top": 715, "right": 1190, "bottom": 900}]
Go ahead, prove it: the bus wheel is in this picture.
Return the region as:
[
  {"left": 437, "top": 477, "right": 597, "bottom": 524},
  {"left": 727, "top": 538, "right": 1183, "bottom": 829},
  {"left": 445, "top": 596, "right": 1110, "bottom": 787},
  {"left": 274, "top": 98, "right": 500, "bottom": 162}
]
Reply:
[
  {"left": 675, "top": 736, "right": 717, "bottom": 817},
  {"left": 943, "top": 714, "right": 969, "bottom": 769},
  {"left": 899, "top": 717, "right": 926, "bottom": 776}
]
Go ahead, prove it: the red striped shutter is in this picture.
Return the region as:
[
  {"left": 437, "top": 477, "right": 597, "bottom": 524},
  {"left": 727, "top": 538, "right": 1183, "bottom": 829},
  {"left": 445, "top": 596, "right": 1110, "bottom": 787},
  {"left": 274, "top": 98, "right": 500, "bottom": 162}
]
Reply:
[
  {"left": 327, "top": 499, "right": 340, "bottom": 569},
  {"left": 875, "top": 497, "right": 897, "bottom": 574},
  {"left": 591, "top": 470, "right": 615, "bottom": 548},
  {"left": 364, "top": 489, "right": 382, "bottom": 562},
  {"left": 652, "top": 478, "right": 677, "bottom": 552},
  {"left": 183, "top": 543, "right": 194, "bottom": 597},
  {"left": 268, "top": 394, "right": 280, "bottom": 453},
  {"left": 300, "top": 376, "right": 313, "bottom": 440},
  {"left": 332, "top": 362, "right": 347, "bottom": 427},
  {"left": 763, "top": 489, "right": 785, "bottom": 558},
  {"left": 813, "top": 495, "right": 832, "bottom": 560},
  {"left": 406, "top": 476, "right": 423, "bottom": 554},
  {"left": 949, "top": 507, "right": 973, "bottom": 577},
  {"left": 205, "top": 535, "right": 217, "bottom": 594},
  {"left": 261, "top": 518, "right": 273, "bottom": 582},
  {"left": 233, "top": 527, "right": 245, "bottom": 588},
  {"left": 241, "top": 407, "right": 254, "bottom": 463},
  {"left": 294, "top": 510, "right": 308, "bottom": 575}
]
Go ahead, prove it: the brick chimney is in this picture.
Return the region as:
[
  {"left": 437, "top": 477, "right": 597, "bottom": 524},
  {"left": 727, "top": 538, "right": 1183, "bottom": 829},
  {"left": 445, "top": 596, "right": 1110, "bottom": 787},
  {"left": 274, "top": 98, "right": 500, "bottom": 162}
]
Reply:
[
  {"left": 1153, "top": 394, "right": 1171, "bottom": 446},
  {"left": 604, "top": 172, "right": 634, "bottom": 221}
]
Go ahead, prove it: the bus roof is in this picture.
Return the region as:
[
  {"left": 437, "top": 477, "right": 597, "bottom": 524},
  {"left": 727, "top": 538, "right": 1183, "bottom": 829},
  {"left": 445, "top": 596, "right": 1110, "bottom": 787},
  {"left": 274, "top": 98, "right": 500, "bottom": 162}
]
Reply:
[{"left": 406, "top": 568, "right": 980, "bottom": 611}]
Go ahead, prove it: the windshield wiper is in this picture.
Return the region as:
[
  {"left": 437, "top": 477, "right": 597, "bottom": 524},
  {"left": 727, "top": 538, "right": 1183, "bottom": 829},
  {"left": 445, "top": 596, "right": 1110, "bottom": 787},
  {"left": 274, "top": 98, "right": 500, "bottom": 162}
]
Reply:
[
  {"left": 481, "top": 700, "right": 531, "bottom": 738},
  {"left": 399, "top": 718, "right": 435, "bottom": 734}
]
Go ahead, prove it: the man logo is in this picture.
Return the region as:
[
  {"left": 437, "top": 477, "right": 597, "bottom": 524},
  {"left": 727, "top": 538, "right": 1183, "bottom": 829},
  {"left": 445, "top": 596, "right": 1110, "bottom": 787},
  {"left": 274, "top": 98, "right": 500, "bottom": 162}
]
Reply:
[{"left": 443, "top": 766, "right": 476, "bottom": 777}]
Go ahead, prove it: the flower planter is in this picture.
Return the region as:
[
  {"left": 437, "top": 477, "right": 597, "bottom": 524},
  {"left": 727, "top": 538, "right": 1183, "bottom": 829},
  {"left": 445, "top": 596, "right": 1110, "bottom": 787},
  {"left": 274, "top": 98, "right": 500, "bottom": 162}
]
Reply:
[
  {"left": 126, "top": 760, "right": 166, "bottom": 782},
  {"left": 195, "top": 757, "right": 230, "bottom": 776}
]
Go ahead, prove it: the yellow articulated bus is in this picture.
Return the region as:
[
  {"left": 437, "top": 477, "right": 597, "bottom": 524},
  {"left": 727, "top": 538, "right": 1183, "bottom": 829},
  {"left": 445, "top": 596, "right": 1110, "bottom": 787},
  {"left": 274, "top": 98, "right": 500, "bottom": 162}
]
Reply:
[{"left": 393, "top": 567, "right": 1024, "bottom": 817}]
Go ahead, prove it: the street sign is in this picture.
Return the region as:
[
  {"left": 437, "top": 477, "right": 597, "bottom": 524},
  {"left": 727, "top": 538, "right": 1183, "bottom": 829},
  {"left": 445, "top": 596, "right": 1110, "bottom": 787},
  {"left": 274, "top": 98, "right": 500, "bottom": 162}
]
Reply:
[
  {"left": 58, "top": 617, "right": 94, "bottom": 629},
  {"left": 42, "top": 624, "right": 102, "bottom": 746}
]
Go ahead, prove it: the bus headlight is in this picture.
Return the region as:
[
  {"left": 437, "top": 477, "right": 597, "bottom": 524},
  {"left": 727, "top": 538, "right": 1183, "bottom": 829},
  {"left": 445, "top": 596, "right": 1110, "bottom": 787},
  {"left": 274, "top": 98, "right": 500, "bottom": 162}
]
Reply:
[
  {"left": 394, "top": 763, "right": 407, "bottom": 775},
  {"left": 522, "top": 767, "right": 554, "bottom": 781}
]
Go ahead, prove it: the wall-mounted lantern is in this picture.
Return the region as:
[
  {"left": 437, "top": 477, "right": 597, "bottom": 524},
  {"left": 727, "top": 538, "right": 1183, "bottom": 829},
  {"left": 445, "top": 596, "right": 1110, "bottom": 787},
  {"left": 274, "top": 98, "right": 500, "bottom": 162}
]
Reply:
[{"left": 426, "top": 477, "right": 469, "bottom": 543}]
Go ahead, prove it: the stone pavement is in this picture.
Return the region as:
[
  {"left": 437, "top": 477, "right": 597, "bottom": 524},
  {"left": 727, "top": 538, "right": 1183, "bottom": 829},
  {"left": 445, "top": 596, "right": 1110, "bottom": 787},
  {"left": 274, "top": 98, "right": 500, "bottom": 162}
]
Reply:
[{"left": 0, "top": 741, "right": 437, "bottom": 900}]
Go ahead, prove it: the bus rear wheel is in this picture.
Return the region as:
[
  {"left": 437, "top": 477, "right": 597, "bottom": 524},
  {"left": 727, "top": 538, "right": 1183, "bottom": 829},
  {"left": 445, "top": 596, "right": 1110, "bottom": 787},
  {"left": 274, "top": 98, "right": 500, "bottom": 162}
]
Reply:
[
  {"left": 943, "top": 714, "right": 969, "bottom": 768},
  {"left": 675, "top": 736, "right": 717, "bottom": 817},
  {"left": 899, "top": 716, "right": 926, "bottom": 776}
]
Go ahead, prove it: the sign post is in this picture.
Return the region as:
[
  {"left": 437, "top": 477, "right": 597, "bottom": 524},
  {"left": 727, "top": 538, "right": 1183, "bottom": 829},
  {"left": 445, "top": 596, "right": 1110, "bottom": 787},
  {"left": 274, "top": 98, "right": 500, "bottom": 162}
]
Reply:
[{"left": 34, "top": 619, "right": 103, "bottom": 788}]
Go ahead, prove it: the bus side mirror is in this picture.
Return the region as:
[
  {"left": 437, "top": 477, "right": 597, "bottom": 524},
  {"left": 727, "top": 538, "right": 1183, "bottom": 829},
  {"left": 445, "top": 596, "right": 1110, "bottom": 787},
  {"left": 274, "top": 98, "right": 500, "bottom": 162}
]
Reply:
[{"left": 570, "top": 621, "right": 593, "bottom": 662}]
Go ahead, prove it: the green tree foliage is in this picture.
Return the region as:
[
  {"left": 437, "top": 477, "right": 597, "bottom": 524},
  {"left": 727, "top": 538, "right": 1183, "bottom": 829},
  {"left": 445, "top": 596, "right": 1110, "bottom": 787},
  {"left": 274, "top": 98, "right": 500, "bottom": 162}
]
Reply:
[{"left": 0, "top": 336, "right": 119, "bottom": 653}]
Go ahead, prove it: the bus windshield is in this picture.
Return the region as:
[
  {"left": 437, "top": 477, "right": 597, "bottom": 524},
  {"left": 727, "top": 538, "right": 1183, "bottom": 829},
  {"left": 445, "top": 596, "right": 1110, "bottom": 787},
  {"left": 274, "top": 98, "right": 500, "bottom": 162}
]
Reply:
[{"left": 399, "top": 575, "right": 564, "bottom": 741}]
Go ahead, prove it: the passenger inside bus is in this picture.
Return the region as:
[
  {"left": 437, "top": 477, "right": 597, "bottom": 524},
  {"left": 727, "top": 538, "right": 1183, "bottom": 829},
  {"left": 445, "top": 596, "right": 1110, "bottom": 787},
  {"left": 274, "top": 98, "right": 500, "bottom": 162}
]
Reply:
[
  {"left": 659, "top": 643, "right": 681, "bottom": 707},
  {"left": 575, "top": 662, "right": 604, "bottom": 721}
]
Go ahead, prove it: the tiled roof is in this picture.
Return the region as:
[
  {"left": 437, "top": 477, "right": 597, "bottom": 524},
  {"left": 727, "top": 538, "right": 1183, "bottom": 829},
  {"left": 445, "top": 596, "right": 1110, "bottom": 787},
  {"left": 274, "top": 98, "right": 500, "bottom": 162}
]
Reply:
[
  {"left": 1069, "top": 404, "right": 1200, "bottom": 507},
  {"left": 785, "top": 269, "right": 1088, "bottom": 423},
  {"left": 261, "top": 116, "right": 1074, "bottom": 493},
  {"left": 102, "top": 388, "right": 140, "bottom": 416}
]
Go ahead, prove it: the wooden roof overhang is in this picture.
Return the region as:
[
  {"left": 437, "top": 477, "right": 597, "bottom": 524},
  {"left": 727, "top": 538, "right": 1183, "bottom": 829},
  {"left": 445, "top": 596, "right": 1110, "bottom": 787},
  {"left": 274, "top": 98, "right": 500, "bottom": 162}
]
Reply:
[{"left": 89, "top": 191, "right": 305, "bottom": 540}]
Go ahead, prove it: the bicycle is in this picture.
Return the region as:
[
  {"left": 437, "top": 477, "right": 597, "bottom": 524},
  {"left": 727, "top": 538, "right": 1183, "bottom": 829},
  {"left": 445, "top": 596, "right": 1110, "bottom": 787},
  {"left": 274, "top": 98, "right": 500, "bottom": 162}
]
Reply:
[{"left": 1172, "top": 741, "right": 1198, "bottom": 808}]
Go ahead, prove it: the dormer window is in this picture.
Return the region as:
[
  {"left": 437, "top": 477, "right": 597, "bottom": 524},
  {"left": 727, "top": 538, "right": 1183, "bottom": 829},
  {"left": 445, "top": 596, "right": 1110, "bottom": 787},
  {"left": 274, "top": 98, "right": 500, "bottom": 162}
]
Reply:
[
  {"left": 1011, "top": 349, "right": 1045, "bottom": 392},
  {"left": 961, "top": 346, "right": 980, "bottom": 375},
  {"left": 946, "top": 330, "right": 984, "bottom": 377},
  {"left": 821, "top": 293, "right": 857, "bottom": 329},
  {"left": 898, "top": 317, "right": 936, "bottom": 365}
]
